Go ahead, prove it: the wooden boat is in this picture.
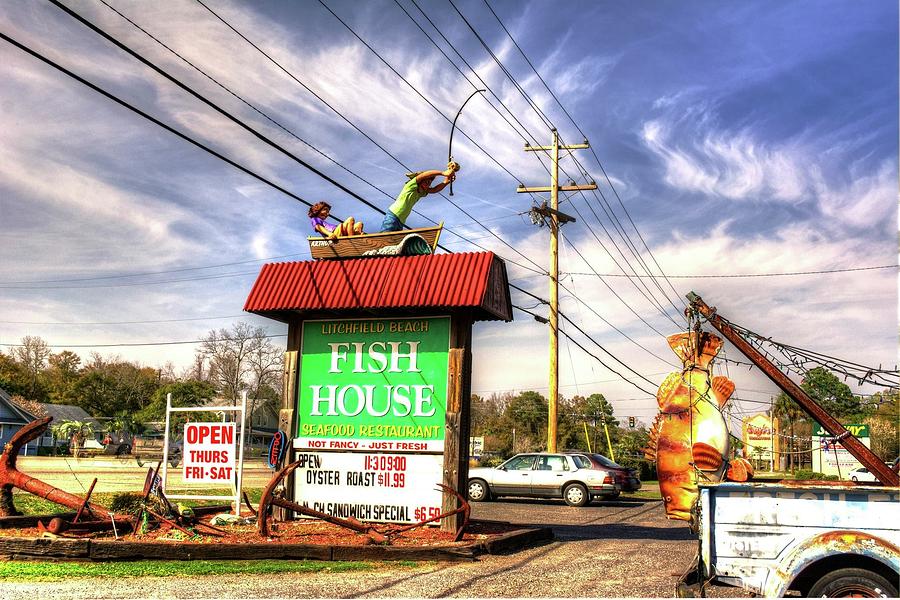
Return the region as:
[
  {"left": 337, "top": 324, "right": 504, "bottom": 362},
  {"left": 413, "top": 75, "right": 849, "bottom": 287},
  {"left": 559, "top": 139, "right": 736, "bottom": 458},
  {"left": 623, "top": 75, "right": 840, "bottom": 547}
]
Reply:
[{"left": 307, "top": 223, "right": 443, "bottom": 260}]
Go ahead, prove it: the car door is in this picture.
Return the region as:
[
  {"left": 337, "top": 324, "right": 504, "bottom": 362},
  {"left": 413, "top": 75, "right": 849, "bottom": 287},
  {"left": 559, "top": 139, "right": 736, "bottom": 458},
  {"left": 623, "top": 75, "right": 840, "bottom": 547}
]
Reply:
[
  {"left": 530, "top": 454, "right": 570, "bottom": 497},
  {"left": 491, "top": 454, "right": 536, "bottom": 495}
]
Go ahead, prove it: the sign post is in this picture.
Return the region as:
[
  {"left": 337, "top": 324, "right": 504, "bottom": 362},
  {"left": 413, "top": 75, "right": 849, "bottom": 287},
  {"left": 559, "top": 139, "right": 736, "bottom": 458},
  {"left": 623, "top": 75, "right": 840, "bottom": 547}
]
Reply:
[{"left": 162, "top": 390, "right": 248, "bottom": 516}]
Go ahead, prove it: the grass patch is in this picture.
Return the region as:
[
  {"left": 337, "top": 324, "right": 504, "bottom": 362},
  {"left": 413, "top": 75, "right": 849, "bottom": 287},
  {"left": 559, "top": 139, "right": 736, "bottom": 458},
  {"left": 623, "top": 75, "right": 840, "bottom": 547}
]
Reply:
[
  {"left": 0, "top": 559, "right": 378, "bottom": 581},
  {"left": 627, "top": 481, "right": 661, "bottom": 500}
]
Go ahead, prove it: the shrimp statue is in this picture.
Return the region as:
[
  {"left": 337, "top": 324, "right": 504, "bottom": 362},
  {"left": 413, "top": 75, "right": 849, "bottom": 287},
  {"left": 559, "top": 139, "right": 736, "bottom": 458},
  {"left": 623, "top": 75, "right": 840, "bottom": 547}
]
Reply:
[{"left": 644, "top": 330, "right": 753, "bottom": 524}]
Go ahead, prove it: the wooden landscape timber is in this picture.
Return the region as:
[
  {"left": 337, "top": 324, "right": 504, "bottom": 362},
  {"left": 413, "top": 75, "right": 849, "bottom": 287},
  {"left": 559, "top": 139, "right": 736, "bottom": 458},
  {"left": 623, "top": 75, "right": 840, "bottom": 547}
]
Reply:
[{"left": 307, "top": 223, "right": 442, "bottom": 260}]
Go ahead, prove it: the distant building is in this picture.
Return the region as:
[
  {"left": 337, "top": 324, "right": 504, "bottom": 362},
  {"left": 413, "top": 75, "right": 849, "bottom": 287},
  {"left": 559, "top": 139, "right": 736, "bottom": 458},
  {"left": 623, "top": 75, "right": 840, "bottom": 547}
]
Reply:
[
  {"left": 0, "top": 388, "right": 101, "bottom": 454},
  {"left": 0, "top": 387, "right": 38, "bottom": 455}
]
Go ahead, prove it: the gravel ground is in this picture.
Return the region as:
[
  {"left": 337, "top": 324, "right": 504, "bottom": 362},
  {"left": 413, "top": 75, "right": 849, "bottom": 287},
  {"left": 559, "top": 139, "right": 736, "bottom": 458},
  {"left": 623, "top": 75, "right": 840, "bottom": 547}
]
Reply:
[{"left": 0, "top": 497, "right": 745, "bottom": 598}]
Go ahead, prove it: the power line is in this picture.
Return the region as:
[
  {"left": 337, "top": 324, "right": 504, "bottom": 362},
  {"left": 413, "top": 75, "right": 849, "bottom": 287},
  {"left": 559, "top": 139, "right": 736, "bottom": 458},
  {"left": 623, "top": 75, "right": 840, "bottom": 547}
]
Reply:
[
  {"left": 559, "top": 236, "right": 672, "bottom": 337},
  {"left": 49, "top": 0, "right": 387, "bottom": 219},
  {"left": 441, "top": 0, "right": 685, "bottom": 324},
  {"left": 0, "top": 315, "right": 247, "bottom": 326},
  {"left": 481, "top": 0, "right": 686, "bottom": 314},
  {"left": 61, "top": 0, "right": 545, "bottom": 285},
  {"left": 12, "top": 5, "right": 676, "bottom": 370},
  {"left": 0, "top": 254, "right": 305, "bottom": 285},
  {"left": 7, "top": 8, "right": 540, "bottom": 284},
  {"left": 0, "top": 270, "right": 257, "bottom": 290},
  {"left": 563, "top": 264, "right": 898, "bottom": 279},
  {"left": 509, "top": 281, "right": 678, "bottom": 368},
  {"left": 511, "top": 304, "right": 656, "bottom": 396},
  {"left": 0, "top": 31, "right": 317, "bottom": 213},
  {"left": 312, "top": 0, "right": 683, "bottom": 348},
  {"left": 192, "top": 0, "right": 546, "bottom": 275},
  {"left": 0, "top": 334, "right": 286, "bottom": 349}
]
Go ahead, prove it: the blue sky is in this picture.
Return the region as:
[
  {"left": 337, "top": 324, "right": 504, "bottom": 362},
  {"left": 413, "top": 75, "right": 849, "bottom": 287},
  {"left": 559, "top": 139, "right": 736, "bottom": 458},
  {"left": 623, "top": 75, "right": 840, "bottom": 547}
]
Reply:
[{"left": 1, "top": 0, "right": 897, "bottom": 427}]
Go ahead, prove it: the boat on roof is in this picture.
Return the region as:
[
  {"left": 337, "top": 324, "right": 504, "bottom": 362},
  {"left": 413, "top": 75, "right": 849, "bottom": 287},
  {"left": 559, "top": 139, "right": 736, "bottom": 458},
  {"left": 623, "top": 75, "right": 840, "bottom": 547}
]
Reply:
[{"left": 307, "top": 223, "right": 443, "bottom": 260}]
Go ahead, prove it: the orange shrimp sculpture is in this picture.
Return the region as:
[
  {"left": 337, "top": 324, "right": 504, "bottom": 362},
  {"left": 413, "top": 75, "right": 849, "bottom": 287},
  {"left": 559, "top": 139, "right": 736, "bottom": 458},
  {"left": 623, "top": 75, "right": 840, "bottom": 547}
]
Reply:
[{"left": 644, "top": 330, "right": 753, "bottom": 524}]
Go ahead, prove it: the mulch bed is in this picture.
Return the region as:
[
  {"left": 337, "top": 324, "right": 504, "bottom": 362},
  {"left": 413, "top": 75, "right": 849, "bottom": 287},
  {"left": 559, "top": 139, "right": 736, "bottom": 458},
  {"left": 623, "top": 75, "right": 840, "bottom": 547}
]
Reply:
[
  {"left": 0, "top": 513, "right": 551, "bottom": 561},
  {"left": 1, "top": 515, "right": 512, "bottom": 546}
]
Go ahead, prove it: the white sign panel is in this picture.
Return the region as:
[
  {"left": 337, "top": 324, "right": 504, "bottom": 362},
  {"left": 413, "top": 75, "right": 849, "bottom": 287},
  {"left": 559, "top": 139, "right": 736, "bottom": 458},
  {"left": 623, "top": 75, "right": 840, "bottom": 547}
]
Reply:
[
  {"left": 183, "top": 422, "right": 236, "bottom": 483},
  {"left": 292, "top": 451, "right": 443, "bottom": 523},
  {"left": 292, "top": 437, "right": 437, "bottom": 452}
]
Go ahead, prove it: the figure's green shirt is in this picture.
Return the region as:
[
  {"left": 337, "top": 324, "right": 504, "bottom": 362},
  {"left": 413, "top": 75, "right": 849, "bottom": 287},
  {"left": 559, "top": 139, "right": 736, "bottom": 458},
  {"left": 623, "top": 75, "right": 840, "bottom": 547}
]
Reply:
[{"left": 388, "top": 178, "right": 425, "bottom": 223}]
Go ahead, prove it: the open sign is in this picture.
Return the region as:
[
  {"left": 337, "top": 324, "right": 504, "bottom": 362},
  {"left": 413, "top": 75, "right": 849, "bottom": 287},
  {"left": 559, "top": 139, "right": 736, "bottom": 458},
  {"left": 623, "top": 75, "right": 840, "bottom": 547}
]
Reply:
[
  {"left": 183, "top": 422, "right": 236, "bottom": 483},
  {"left": 267, "top": 430, "right": 287, "bottom": 469}
]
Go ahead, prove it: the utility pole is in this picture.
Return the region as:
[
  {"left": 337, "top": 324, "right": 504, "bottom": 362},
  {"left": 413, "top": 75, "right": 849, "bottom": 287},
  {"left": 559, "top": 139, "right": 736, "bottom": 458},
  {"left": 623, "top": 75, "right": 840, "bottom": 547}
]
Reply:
[{"left": 517, "top": 128, "right": 596, "bottom": 452}]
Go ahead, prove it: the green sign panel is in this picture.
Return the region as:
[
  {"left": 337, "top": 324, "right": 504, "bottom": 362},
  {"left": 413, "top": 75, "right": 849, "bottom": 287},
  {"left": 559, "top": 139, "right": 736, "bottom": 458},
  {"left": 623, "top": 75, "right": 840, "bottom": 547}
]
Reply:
[
  {"left": 812, "top": 422, "right": 870, "bottom": 438},
  {"left": 296, "top": 317, "right": 450, "bottom": 452}
]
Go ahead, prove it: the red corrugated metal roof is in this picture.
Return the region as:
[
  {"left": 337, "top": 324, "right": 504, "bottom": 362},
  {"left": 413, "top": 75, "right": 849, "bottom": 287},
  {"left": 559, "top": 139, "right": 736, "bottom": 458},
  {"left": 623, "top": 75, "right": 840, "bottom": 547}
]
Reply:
[{"left": 243, "top": 252, "right": 511, "bottom": 322}]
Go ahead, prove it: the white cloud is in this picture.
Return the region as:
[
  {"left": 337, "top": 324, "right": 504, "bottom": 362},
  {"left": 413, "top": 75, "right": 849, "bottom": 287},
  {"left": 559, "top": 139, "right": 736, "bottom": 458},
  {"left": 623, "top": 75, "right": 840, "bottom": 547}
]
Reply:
[
  {"left": 641, "top": 119, "right": 808, "bottom": 202},
  {"left": 812, "top": 160, "right": 896, "bottom": 230}
]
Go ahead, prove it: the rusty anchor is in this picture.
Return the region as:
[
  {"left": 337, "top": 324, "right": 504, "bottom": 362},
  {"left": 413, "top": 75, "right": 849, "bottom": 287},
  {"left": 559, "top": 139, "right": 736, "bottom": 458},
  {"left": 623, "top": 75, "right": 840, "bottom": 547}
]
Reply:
[
  {"left": 0, "top": 417, "right": 131, "bottom": 534},
  {"left": 257, "top": 458, "right": 470, "bottom": 543}
]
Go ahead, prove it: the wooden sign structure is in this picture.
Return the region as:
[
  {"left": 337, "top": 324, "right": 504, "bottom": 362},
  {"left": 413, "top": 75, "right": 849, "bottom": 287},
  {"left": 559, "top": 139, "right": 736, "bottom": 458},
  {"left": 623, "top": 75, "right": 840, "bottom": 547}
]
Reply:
[{"left": 244, "top": 252, "right": 512, "bottom": 531}]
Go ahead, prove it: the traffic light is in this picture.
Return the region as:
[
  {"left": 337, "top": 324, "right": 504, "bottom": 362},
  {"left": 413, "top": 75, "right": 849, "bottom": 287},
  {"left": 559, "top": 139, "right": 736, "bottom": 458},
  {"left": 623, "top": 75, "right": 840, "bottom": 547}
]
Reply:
[{"left": 628, "top": 416, "right": 636, "bottom": 428}]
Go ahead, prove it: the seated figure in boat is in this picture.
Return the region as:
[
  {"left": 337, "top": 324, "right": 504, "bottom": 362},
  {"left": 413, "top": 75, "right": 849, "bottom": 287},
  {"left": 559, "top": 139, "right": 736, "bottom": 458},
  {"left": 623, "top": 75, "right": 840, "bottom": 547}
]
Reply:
[
  {"left": 380, "top": 162, "right": 459, "bottom": 232},
  {"left": 308, "top": 201, "right": 364, "bottom": 238}
]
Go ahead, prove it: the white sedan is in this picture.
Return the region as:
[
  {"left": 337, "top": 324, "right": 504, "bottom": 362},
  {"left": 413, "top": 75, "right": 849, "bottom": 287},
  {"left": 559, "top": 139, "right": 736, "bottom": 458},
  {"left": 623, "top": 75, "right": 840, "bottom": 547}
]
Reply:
[
  {"left": 467, "top": 452, "right": 620, "bottom": 507},
  {"left": 848, "top": 467, "right": 879, "bottom": 483}
]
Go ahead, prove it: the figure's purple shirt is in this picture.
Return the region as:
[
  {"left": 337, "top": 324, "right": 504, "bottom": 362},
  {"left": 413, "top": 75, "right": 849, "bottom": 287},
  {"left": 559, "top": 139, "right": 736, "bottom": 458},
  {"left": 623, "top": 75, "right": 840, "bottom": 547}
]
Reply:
[{"left": 310, "top": 216, "right": 334, "bottom": 234}]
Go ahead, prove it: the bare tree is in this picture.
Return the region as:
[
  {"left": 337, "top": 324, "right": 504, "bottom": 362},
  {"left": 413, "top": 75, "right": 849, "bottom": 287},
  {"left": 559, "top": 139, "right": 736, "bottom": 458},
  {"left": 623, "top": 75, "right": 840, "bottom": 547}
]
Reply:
[
  {"left": 12, "top": 336, "right": 50, "bottom": 399},
  {"left": 200, "top": 322, "right": 273, "bottom": 401},
  {"left": 198, "top": 322, "right": 283, "bottom": 447}
]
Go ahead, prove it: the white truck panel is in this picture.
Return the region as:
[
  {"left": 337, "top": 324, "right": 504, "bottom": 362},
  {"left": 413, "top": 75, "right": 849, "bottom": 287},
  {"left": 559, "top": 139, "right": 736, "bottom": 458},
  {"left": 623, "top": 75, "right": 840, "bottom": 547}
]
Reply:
[{"left": 695, "top": 482, "right": 900, "bottom": 597}]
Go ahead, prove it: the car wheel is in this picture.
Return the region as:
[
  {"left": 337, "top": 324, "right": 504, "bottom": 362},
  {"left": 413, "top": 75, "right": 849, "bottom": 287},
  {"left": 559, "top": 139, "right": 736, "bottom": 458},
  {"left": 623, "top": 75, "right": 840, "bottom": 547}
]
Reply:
[
  {"left": 467, "top": 479, "right": 491, "bottom": 502},
  {"left": 851, "top": 476, "right": 859, "bottom": 482},
  {"left": 604, "top": 490, "right": 621, "bottom": 500},
  {"left": 563, "top": 483, "right": 589, "bottom": 507},
  {"left": 808, "top": 567, "right": 898, "bottom": 598}
]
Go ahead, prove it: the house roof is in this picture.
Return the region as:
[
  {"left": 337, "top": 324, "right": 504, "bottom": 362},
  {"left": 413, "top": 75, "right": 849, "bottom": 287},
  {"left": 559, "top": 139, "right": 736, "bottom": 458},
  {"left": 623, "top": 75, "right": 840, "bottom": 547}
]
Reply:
[
  {"left": 0, "top": 387, "right": 34, "bottom": 424},
  {"left": 40, "top": 404, "right": 96, "bottom": 424},
  {"left": 243, "top": 252, "right": 512, "bottom": 322}
]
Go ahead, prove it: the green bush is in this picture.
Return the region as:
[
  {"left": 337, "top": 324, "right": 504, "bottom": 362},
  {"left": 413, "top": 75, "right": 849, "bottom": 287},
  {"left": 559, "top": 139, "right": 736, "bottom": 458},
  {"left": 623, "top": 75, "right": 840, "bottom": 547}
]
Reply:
[{"left": 794, "top": 469, "right": 829, "bottom": 480}]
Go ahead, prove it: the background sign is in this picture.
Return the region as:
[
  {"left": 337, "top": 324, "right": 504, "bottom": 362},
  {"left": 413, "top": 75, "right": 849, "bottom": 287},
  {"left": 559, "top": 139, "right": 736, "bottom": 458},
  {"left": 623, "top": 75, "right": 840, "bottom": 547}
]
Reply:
[
  {"left": 183, "top": 422, "right": 236, "bottom": 483},
  {"left": 811, "top": 422, "right": 870, "bottom": 477},
  {"left": 292, "top": 451, "right": 443, "bottom": 523},
  {"left": 296, "top": 317, "right": 450, "bottom": 452},
  {"left": 742, "top": 413, "right": 779, "bottom": 460}
]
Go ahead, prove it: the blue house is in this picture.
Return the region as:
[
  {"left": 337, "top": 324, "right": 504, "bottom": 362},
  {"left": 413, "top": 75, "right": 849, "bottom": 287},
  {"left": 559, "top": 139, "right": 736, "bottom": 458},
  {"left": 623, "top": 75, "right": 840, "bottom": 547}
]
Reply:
[
  {"left": 0, "top": 389, "right": 99, "bottom": 454},
  {"left": 0, "top": 387, "right": 38, "bottom": 455}
]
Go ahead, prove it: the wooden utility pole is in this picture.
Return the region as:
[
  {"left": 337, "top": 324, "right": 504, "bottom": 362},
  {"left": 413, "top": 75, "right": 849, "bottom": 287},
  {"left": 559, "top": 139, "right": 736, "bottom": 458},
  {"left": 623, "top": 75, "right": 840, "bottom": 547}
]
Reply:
[{"left": 517, "top": 128, "right": 596, "bottom": 452}]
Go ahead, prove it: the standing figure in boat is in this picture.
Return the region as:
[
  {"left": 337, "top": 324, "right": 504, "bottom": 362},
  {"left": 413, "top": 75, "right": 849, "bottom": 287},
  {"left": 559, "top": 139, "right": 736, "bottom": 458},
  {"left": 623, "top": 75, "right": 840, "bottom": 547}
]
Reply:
[
  {"left": 644, "top": 330, "right": 753, "bottom": 525},
  {"left": 381, "top": 162, "right": 459, "bottom": 232},
  {"left": 309, "top": 202, "right": 364, "bottom": 239}
]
